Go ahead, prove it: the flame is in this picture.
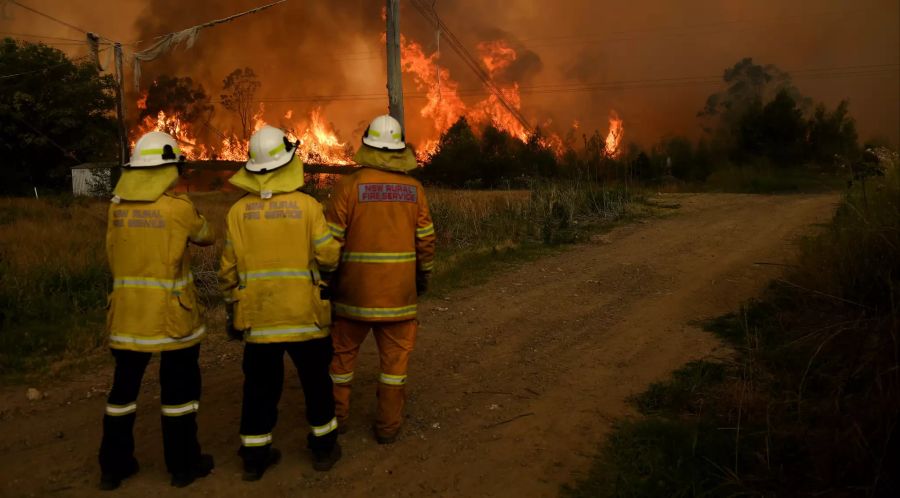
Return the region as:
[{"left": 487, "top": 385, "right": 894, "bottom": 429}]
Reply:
[
  {"left": 604, "top": 112, "right": 624, "bottom": 157},
  {"left": 130, "top": 36, "right": 623, "bottom": 171},
  {"left": 400, "top": 36, "right": 536, "bottom": 158},
  {"left": 132, "top": 100, "right": 352, "bottom": 165}
]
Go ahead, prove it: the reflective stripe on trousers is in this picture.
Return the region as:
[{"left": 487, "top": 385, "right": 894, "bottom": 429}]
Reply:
[
  {"left": 241, "top": 433, "right": 273, "bottom": 447},
  {"left": 330, "top": 371, "right": 354, "bottom": 384},
  {"left": 311, "top": 417, "right": 338, "bottom": 437},
  {"left": 105, "top": 402, "right": 137, "bottom": 416},
  {"left": 379, "top": 373, "right": 407, "bottom": 386},
  {"left": 161, "top": 400, "right": 199, "bottom": 416}
]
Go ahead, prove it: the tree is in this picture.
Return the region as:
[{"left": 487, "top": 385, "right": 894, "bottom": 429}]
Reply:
[
  {"left": 141, "top": 75, "right": 213, "bottom": 125},
  {"left": 807, "top": 100, "right": 859, "bottom": 166},
  {"left": 479, "top": 124, "right": 521, "bottom": 187},
  {"left": 422, "top": 118, "right": 482, "bottom": 187},
  {"left": 0, "top": 39, "right": 117, "bottom": 194},
  {"left": 736, "top": 88, "right": 806, "bottom": 166},
  {"left": 699, "top": 58, "right": 805, "bottom": 161},
  {"left": 220, "top": 67, "right": 261, "bottom": 139},
  {"left": 522, "top": 128, "right": 558, "bottom": 179}
]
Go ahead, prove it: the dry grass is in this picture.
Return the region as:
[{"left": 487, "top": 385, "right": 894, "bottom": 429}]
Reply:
[
  {"left": 0, "top": 197, "right": 110, "bottom": 373},
  {"left": 0, "top": 181, "right": 633, "bottom": 375}
]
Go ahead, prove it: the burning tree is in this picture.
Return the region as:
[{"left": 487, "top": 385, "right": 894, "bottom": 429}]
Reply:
[
  {"left": 221, "top": 67, "right": 261, "bottom": 140},
  {"left": 140, "top": 75, "right": 213, "bottom": 128}
]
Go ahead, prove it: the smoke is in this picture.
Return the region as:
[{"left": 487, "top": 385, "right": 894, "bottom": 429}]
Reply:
[{"left": 2, "top": 0, "right": 897, "bottom": 147}]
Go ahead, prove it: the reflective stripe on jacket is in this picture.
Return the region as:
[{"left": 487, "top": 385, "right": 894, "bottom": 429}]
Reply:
[
  {"left": 106, "top": 192, "right": 214, "bottom": 352},
  {"left": 219, "top": 191, "right": 340, "bottom": 343},
  {"left": 325, "top": 168, "right": 436, "bottom": 322}
]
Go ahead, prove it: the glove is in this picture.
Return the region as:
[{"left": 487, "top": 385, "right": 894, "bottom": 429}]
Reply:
[
  {"left": 319, "top": 270, "right": 335, "bottom": 301},
  {"left": 416, "top": 271, "right": 431, "bottom": 296},
  {"left": 225, "top": 303, "right": 243, "bottom": 341}
]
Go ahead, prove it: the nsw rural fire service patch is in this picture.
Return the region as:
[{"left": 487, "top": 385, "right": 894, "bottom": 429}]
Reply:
[{"left": 358, "top": 183, "right": 418, "bottom": 203}]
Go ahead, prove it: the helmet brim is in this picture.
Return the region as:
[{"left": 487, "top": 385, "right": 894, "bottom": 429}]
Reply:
[
  {"left": 362, "top": 135, "right": 406, "bottom": 151},
  {"left": 245, "top": 150, "right": 295, "bottom": 173}
]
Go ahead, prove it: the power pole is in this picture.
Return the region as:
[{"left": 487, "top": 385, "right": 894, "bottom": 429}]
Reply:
[
  {"left": 386, "top": 0, "right": 404, "bottom": 128},
  {"left": 110, "top": 42, "right": 128, "bottom": 190},
  {"left": 113, "top": 43, "right": 128, "bottom": 167}
]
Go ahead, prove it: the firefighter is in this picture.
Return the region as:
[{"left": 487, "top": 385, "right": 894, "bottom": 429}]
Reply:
[
  {"left": 99, "top": 131, "right": 215, "bottom": 490},
  {"left": 219, "top": 125, "right": 342, "bottom": 480},
  {"left": 326, "top": 114, "right": 436, "bottom": 444}
]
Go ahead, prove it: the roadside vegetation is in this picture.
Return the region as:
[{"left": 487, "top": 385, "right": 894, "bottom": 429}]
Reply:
[
  {"left": 0, "top": 182, "right": 636, "bottom": 377},
  {"left": 564, "top": 149, "right": 899, "bottom": 497}
]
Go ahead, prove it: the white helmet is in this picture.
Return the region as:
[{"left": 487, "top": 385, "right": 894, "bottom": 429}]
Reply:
[
  {"left": 126, "top": 131, "right": 183, "bottom": 168},
  {"left": 362, "top": 114, "right": 406, "bottom": 151},
  {"left": 246, "top": 125, "right": 296, "bottom": 173}
]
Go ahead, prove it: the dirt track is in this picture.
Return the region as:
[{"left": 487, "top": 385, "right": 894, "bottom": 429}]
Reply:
[{"left": 0, "top": 193, "right": 838, "bottom": 497}]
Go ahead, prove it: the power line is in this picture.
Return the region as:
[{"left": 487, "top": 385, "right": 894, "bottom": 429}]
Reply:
[
  {"left": 4, "top": 0, "right": 110, "bottom": 41},
  {"left": 237, "top": 63, "right": 898, "bottom": 104},
  {"left": 0, "top": 31, "right": 93, "bottom": 43},
  {"left": 0, "top": 52, "right": 101, "bottom": 79},
  {"left": 410, "top": 0, "right": 532, "bottom": 132}
]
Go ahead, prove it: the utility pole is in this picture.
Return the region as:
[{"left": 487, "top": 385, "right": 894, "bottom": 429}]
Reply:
[
  {"left": 386, "top": 0, "right": 404, "bottom": 128},
  {"left": 113, "top": 42, "right": 127, "bottom": 189}
]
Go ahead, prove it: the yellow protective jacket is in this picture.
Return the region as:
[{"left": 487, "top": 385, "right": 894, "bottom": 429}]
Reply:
[
  {"left": 325, "top": 167, "right": 436, "bottom": 322},
  {"left": 106, "top": 192, "right": 214, "bottom": 352},
  {"left": 219, "top": 191, "right": 341, "bottom": 343}
]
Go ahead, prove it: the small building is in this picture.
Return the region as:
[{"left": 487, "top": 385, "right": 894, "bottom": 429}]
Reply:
[{"left": 71, "top": 162, "right": 117, "bottom": 197}]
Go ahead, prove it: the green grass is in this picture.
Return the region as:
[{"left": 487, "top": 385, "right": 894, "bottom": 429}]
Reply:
[{"left": 565, "top": 149, "right": 900, "bottom": 497}]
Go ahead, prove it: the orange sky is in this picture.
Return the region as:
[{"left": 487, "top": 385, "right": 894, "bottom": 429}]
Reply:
[{"left": 2, "top": 0, "right": 898, "bottom": 148}]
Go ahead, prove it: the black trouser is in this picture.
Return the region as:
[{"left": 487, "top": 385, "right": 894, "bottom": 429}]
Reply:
[
  {"left": 239, "top": 338, "right": 337, "bottom": 466},
  {"left": 98, "top": 345, "right": 202, "bottom": 476}
]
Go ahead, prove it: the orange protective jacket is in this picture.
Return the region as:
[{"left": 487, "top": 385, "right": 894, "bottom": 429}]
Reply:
[{"left": 325, "top": 168, "right": 435, "bottom": 322}]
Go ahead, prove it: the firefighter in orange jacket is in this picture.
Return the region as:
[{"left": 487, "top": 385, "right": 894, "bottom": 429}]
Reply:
[
  {"left": 100, "top": 131, "right": 215, "bottom": 490},
  {"left": 326, "top": 115, "right": 436, "bottom": 444},
  {"left": 220, "top": 126, "right": 343, "bottom": 479}
]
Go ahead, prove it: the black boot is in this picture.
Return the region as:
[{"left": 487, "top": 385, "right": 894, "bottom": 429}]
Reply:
[
  {"left": 312, "top": 441, "right": 342, "bottom": 472},
  {"left": 99, "top": 458, "right": 139, "bottom": 491},
  {"left": 170, "top": 453, "right": 214, "bottom": 488},
  {"left": 242, "top": 448, "right": 281, "bottom": 482}
]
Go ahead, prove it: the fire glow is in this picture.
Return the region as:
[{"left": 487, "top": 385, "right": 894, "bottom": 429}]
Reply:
[{"left": 131, "top": 37, "right": 624, "bottom": 165}]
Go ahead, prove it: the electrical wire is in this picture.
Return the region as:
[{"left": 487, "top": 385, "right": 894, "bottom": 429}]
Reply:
[
  {"left": 4, "top": 0, "right": 111, "bottom": 42},
  {"left": 0, "top": 31, "right": 94, "bottom": 43},
  {"left": 230, "top": 63, "right": 897, "bottom": 104}
]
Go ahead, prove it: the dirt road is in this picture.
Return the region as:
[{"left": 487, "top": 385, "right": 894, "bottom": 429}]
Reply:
[{"left": 0, "top": 193, "right": 838, "bottom": 497}]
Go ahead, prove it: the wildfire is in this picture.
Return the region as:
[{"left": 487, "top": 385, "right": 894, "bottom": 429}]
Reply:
[
  {"left": 401, "top": 36, "right": 532, "bottom": 152},
  {"left": 130, "top": 35, "right": 625, "bottom": 172},
  {"left": 605, "top": 112, "right": 624, "bottom": 157},
  {"left": 131, "top": 95, "right": 352, "bottom": 165}
]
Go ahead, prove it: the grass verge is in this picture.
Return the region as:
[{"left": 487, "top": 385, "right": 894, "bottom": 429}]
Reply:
[{"left": 564, "top": 149, "right": 899, "bottom": 497}]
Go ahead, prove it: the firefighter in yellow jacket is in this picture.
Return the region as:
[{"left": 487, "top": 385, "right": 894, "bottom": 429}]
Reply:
[
  {"left": 326, "top": 115, "right": 436, "bottom": 444},
  {"left": 219, "top": 126, "right": 342, "bottom": 480},
  {"left": 100, "top": 131, "right": 215, "bottom": 490}
]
